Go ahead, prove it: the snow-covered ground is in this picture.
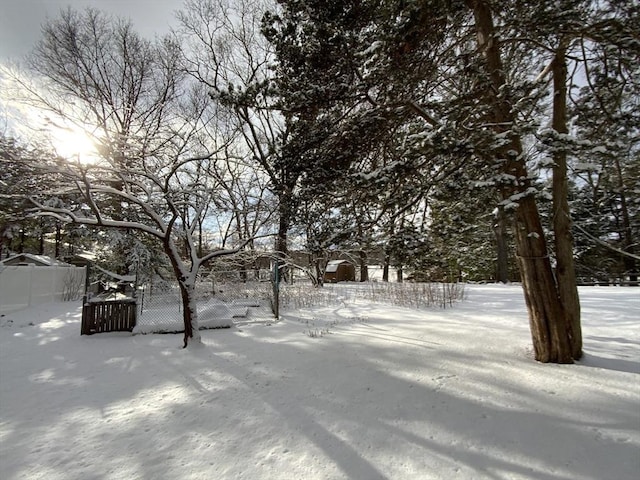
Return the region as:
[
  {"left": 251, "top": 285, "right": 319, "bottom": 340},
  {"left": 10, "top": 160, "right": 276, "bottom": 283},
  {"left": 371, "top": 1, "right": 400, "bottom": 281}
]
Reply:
[{"left": 0, "top": 284, "right": 638, "bottom": 479}]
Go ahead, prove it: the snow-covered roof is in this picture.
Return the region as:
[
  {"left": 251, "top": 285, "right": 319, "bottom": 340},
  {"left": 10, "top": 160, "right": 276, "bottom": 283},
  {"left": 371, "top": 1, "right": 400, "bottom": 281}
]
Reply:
[
  {"left": 325, "top": 259, "right": 352, "bottom": 273},
  {"left": 75, "top": 251, "right": 97, "bottom": 261},
  {"left": 0, "top": 254, "right": 72, "bottom": 267},
  {"left": 93, "top": 264, "right": 136, "bottom": 282}
]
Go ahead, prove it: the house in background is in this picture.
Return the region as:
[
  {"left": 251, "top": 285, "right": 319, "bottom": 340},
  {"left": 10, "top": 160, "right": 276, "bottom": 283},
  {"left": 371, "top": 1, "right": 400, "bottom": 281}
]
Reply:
[
  {"left": 324, "top": 259, "right": 356, "bottom": 283},
  {"left": 0, "top": 253, "right": 71, "bottom": 267}
]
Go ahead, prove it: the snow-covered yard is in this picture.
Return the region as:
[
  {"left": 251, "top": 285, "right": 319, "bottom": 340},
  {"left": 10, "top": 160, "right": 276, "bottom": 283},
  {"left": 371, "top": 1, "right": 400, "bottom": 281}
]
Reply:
[{"left": 0, "top": 284, "right": 638, "bottom": 479}]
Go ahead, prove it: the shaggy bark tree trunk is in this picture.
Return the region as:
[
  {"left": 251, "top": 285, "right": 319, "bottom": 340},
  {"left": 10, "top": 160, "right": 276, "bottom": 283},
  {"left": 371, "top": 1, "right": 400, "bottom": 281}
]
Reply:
[
  {"left": 551, "top": 43, "right": 582, "bottom": 359},
  {"left": 466, "top": 0, "right": 577, "bottom": 363}
]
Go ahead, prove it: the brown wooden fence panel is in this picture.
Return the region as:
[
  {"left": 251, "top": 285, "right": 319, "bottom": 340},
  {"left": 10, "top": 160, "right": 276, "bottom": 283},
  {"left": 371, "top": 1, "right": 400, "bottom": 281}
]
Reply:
[{"left": 81, "top": 300, "right": 137, "bottom": 335}]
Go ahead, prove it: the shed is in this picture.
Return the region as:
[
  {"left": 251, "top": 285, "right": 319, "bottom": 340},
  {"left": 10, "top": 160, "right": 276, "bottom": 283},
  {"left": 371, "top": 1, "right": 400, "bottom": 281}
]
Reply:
[{"left": 324, "top": 259, "right": 356, "bottom": 283}]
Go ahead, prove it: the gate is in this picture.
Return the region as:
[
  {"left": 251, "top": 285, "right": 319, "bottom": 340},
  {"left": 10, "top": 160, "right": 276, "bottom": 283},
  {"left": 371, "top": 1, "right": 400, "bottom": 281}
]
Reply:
[{"left": 81, "top": 299, "right": 137, "bottom": 335}]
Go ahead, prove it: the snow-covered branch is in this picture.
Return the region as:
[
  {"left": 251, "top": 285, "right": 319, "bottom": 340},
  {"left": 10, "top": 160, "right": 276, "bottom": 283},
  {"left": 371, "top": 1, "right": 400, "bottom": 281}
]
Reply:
[{"left": 27, "top": 197, "right": 166, "bottom": 239}]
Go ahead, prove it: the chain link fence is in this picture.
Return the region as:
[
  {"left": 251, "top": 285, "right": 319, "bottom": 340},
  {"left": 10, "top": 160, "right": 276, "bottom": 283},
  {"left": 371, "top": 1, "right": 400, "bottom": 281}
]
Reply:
[
  {"left": 131, "top": 267, "right": 465, "bottom": 334},
  {"left": 134, "top": 269, "right": 275, "bottom": 334}
]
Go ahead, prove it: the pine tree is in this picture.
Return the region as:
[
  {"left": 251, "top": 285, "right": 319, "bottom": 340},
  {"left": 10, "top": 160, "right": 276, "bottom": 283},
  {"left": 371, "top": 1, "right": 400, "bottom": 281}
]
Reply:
[{"left": 569, "top": 5, "right": 640, "bottom": 285}]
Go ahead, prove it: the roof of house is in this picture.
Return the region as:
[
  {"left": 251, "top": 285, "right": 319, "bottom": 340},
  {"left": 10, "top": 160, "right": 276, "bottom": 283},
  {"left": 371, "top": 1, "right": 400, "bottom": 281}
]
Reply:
[
  {"left": 325, "top": 259, "right": 353, "bottom": 273},
  {"left": 0, "top": 253, "right": 72, "bottom": 267},
  {"left": 93, "top": 264, "right": 136, "bottom": 282}
]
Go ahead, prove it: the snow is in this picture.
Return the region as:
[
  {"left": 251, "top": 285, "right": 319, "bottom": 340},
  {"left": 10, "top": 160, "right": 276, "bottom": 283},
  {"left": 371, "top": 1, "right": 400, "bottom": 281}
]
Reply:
[
  {"left": 573, "top": 162, "right": 602, "bottom": 173},
  {"left": 92, "top": 264, "right": 136, "bottom": 283},
  {"left": 1, "top": 284, "right": 638, "bottom": 480},
  {"left": 325, "top": 259, "right": 351, "bottom": 273},
  {"left": 0, "top": 253, "right": 71, "bottom": 267}
]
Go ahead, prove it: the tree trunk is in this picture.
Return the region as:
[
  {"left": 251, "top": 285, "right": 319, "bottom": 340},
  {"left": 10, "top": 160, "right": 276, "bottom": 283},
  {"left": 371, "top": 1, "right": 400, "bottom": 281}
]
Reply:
[
  {"left": 514, "top": 198, "right": 573, "bottom": 363},
  {"left": 198, "top": 219, "right": 204, "bottom": 258},
  {"left": 383, "top": 253, "right": 390, "bottom": 282},
  {"left": 19, "top": 228, "right": 25, "bottom": 253},
  {"left": 493, "top": 204, "right": 510, "bottom": 283},
  {"left": 359, "top": 250, "right": 369, "bottom": 282},
  {"left": 314, "top": 255, "right": 324, "bottom": 287},
  {"left": 612, "top": 154, "right": 637, "bottom": 285},
  {"left": 38, "top": 219, "right": 46, "bottom": 255},
  {"left": 276, "top": 194, "right": 291, "bottom": 282},
  {"left": 178, "top": 279, "right": 201, "bottom": 348},
  {"left": 55, "top": 223, "right": 62, "bottom": 258},
  {"left": 551, "top": 43, "right": 582, "bottom": 358},
  {"left": 164, "top": 235, "right": 201, "bottom": 348},
  {"left": 38, "top": 230, "right": 45, "bottom": 255},
  {"left": 466, "top": 0, "right": 576, "bottom": 363}
]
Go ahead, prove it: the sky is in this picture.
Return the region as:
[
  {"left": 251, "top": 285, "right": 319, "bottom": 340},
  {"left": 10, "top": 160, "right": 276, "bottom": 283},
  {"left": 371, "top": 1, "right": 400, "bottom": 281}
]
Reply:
[
  {"left": 0, "top": 0, "right": 180, "bottom": 62},
  {"left": 0, "top": 0, "right": 182, "bottom": 145}
]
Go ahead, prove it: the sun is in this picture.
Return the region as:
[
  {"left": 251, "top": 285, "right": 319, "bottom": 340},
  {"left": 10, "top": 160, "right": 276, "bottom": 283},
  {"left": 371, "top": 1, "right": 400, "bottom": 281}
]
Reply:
[
  {"left": 0, "top": 70, "right": 100, "bottom": 163},
  {"left": 49, "top": 124, "right": 99, "bottom": 164}
]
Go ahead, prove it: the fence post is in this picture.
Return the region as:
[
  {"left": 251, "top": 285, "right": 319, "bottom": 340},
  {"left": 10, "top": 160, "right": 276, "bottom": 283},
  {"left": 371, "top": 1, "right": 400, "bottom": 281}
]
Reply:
[
  {"left": 271, "top": 260, "right": 281, "bottom": 318},
  {"left": 51, "top": 266, "right": 59, "bottom": 302},
  {"left": 27, "top": 265, "right": 34, "bottom": 307}
]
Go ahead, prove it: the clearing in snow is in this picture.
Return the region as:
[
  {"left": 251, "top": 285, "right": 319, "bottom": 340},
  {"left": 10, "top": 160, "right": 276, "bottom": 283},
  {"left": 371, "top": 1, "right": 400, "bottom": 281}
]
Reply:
[{"left": 0, "top": 284, "right": 638, "bottom": 479}]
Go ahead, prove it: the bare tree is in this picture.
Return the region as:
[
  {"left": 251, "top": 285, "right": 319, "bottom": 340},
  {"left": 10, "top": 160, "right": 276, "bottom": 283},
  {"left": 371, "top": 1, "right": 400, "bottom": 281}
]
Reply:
[
  {"left": 178, "top": 0, "right": 299, "bottom": 263},
  {"left": 8, "top": 7, "right": 266, "bottom": 347}
]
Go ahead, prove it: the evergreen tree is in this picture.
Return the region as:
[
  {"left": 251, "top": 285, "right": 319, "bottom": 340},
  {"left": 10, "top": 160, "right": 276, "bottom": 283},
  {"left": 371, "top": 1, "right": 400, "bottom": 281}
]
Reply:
[
  {"left": 0, "top": 135, "right": 90, "bottom": 259},
  {"left": 570, "top": 7, "right": 640, "bottom": 284},
  {"left": 265, "top": 0, "right": 604, "bottom": 362}
]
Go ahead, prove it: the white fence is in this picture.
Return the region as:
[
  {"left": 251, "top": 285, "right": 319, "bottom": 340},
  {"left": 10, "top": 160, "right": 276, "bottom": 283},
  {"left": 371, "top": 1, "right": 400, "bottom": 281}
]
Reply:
[{"left": 0, "top": 265, "right": 86, "bottom": 314}]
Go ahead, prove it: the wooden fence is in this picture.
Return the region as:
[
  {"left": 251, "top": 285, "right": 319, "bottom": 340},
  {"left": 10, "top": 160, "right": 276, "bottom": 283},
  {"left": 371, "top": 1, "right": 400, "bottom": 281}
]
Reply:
[{"left": 81, "top": 299, "right": 137, "bottom": 335}]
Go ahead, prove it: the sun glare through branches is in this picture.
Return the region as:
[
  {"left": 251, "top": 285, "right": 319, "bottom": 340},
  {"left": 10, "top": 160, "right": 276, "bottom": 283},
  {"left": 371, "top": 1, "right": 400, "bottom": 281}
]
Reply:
[{"left": 48, "top": 124, "right": 99, "bottom": 164}]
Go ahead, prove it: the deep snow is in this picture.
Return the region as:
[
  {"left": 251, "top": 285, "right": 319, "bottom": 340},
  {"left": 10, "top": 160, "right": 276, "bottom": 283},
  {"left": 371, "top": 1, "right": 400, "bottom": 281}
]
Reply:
[{"left": 0, "top": 284, "right": 638, "bottom": 479}]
